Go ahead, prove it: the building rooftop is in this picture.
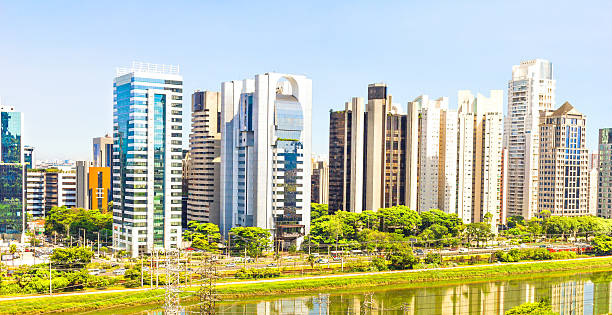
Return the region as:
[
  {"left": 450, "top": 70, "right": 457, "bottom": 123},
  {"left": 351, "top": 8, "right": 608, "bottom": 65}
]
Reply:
[{"left": 116, "top": 61, "right": 180, "bottom": 76}]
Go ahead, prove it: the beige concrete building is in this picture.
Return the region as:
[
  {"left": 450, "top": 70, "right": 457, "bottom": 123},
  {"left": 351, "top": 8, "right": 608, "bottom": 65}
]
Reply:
[
  {"left": 537, "top": 102, "right": 590, "bottom": 216},
  {"left": 187, "top": 91, "right": 221, "bottom": 224},
  {"left": 458, "top": 90, "right": 504, "bottom": 226},
  {"left": 328, "top": 84, "right": 416, "bottom": 213},
  {"left": 505, "top": 59, "right": 556, "bottom": 219},
  {"left": 311, "top": 156, "right": 329, "bottom": 204}
]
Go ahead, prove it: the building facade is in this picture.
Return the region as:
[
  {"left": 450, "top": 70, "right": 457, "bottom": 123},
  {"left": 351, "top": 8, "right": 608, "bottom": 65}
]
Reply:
[
  {"left": 0, "top": 105, "right": 25, "bottom": 241},
  {"left": 311, "top": 156, "right": 329, "bottom": 204},
  {"left": 25, "top": 169, "right": 76, "bottom": 217},
  {"left": 76, "top": 161, "right": 112, "bottom": 211},
  {"left": 220, "top": 73, "right": 312, "bottom": 247},
  {"left": 598, "top": 128, "right": 612, "bottom": 218},
  {"left": 24, "top": 146, "right": 34, "bottom": 170},
  {"left": 187, "top": 91, "right": 221, "bottom": 225},
  {"left": 112, "top": 62, "right": 184, "bottom": 257},
  {"left": 538, "top": 102, "right": 590, "bottom": 216},
  {"left": 93, "top": 135, "right": 113, "bottom": 168},
  {"left": 505, "top": 59, "right": 556, "bottom": 219}
]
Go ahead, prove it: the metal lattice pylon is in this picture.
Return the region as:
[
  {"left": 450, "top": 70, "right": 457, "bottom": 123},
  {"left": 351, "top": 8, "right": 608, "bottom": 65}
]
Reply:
[
  {"left": 163, "top": 249, "right": 183, "bottom": 315},
  {"left": 198, "top": 255, "right": 219, "bottom": 314}
]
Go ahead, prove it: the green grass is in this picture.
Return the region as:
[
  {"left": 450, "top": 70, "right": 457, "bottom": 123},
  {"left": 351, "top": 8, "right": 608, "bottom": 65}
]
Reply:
[{"left": 2, "top": 257, "right": 612, "bottom": 314}]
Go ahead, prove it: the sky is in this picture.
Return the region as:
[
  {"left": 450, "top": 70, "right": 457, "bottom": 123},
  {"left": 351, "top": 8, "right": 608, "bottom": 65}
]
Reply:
[{"left": 0, "top": 1, "right": 611, "bottom": 160}]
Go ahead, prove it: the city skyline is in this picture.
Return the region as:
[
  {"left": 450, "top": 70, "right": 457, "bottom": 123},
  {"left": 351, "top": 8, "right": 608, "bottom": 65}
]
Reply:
[{"left": 1, "top": 1, "right": 611, "bottom": 160}]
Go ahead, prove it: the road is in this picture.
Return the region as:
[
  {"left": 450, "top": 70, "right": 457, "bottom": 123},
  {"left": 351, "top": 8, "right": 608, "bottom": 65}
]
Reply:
[{"left": 1, "top": 255, "right": 609, "bottom": 302}]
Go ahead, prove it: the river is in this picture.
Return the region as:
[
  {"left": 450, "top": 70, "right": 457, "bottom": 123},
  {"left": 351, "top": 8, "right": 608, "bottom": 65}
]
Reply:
[{"left": 73, "top": 271, "right": 612, "bottom": 314}]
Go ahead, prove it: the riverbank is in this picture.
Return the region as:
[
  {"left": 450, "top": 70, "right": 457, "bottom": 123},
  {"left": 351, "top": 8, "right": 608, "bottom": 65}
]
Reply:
[{"left": 2, "top": 256, "right": 612, "bottom": 314}]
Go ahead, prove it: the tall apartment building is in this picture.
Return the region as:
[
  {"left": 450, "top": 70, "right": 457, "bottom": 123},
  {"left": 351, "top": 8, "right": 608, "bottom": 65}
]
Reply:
[
  {"left": 598, "top": 128, "right": 612, "bottom": 218},
  {"left": 220, "top": 73, "right": 312, "bottom": 247},
  {"left": 187, "top": 91, "right": 221, "bottom": 225},
  {"left": 457, "top": 91, "right": 504, "bottom": 225},
  {"left": 538, "top": 102, "right": 590, "bottom": 216},
  {"left": 311, "top": 156, "right": 329, "bottom": 204},
  {"left": 588, "top": 153, "right": 599, "bottom": 215},
  {"left": 93, "top": 135, "right": 113, "bottom": 167},
  {"left": 410, "top": 95, "right": 451, "bottom": 213},
  {"left": 505, "top": 59, "right": 556, "bottom": 219},
  {"left": 26, "top": 169, "right": 77, "bottom": 217},
  {"left": 112, "top": 62, "right": 184, "bottom": 257},
  {"left": 0, "top": 105, "right": 25, "bottom": 241},
  {"left": 181, "top": 150, "right": 190, "bottom": 228}
]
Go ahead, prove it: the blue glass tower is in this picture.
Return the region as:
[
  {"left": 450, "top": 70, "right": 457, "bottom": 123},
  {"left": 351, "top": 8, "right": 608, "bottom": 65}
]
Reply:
[
  {"left": 112, "top": 62, "right": 184, "bottom": 257},
  {"left": 0, "top": 105, "right": 25, "bottom": 241}
]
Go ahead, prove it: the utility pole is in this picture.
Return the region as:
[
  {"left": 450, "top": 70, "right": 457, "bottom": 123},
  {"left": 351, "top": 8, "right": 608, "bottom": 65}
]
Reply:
[
  {"left": 199, "top": 255, "right": 219, "bottom": 314},
  {"left": 96, "top": 232, "right": 100, "bottom": 256},
  {"left": 141, "top": 258, "right": 144, "bottom": 287},
  {"left": 49, "top": 259, "right": 52, "bottom": 295},
  {"left": 150, "top": 252, "right": 153, "bottom": 289}
]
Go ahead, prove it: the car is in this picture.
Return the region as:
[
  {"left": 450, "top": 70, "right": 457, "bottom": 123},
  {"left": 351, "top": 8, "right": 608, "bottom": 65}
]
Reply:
[
  {"left": 315, "top": 258, "right": 329, "bottom": 264},
  {"left": 88, "top": 269, "right": 101, "bottom": 276},
  {"left": 113, "top": 268, "right": 126, "bottom": 276},
  {"left": 266, "top": 263, "right": 276, "bottom": 267},
  {"left": 458, "top": 248, "right": 468, "bottom": 253},
  {"left": 332, "top": 256, "right": 342, "bottom": 261},
  {"left": 414, "top": 249, "right": 425, "bottom": 255},
  {"left": 225, "top": 263, "right": 237, "bottom": 267}
]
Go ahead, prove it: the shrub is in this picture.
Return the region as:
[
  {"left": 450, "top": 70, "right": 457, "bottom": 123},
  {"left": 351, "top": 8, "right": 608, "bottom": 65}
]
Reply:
[
  {"left": 369, "top": 257, "right": 388, "bottom": 271},
  {"left": 424, "top": 253, "right": 441, "bottom": 264},
  {"left": 235, "top": 268, "right": 280, "bottom": 279}
]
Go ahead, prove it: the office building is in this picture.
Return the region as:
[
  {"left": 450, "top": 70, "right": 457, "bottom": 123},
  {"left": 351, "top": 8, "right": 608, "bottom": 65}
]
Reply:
[
  {"left": 538, "top": 102, "right": 590, "bottom": 216},
  {"left": 220, "top": 73, "right": 312, "bottom": 247},
  {"left": 24, "top": 146, "right": 34, "bottom": 170},
  {"left": 328, "top": 97, "right": 364, "bottom": 213},
  {"left": 598, "top": 128, "right": 612, "bottom": 218},
  {"left": 76, "top": 161, "right": 112, "bottom": 211},
  {"left": 112, "top": 62, "right": 184, "bottom": 257},
  {"left": 0, "top": 104, "right": 25, "bottom": 241},
  {"left": 329, "top": 84, "right": 416, "bottom": 213},
  {"left": 311, "top": 156, "right": 329, "bottom": 204},
  {"left": 25, "top": 168, "right": 76, "bottom": 217},
  {"left": 93, "top": 135, "right": 113, "bottom": 168},
  {"left": 181, "top": 150, "right": 190, "bottom": 228},
  {"left": 505, "top": 59, "right": 556, "bottom": 219},
  {"left": 187, "top": 91, "right": 221, "bottom": 225}
]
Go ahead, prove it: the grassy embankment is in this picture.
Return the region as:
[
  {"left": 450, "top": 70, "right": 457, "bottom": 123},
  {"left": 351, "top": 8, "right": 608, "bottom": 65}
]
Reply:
[{"left": 3, "top": 256, "right": 612, "bottom": 314}]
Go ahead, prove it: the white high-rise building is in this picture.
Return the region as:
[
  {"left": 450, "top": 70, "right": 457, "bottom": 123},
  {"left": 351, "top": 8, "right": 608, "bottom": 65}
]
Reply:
[
  {"left": 411, "top": 95, "right": 450, "bottom": 212},
  {"left": 505, "top": 59, "right": 555, "bottom": 219},
  {"left": 220, "top": 73, "right": 312, "bottom": 248},
  {"left": 112, "top": 62, "right": 184, "bottom": 257},
  {"left": 458, "top": 90, "right": 504, "bottom": 226}
]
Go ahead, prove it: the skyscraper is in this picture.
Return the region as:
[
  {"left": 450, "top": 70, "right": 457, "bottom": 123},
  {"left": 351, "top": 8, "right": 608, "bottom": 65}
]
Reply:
[
  {"left": 112, "top": 62, "right": 184, "bottom": 257},
  {"left": 311, "top": 156, "right": 329, "bottom": 204},
  {"left": 457, "top": 90, "right": 504, "bottom": 225},
  {"left": 187, "top": 91, "right": 221, "bottom": 225},
  {"left": 93, "top": 134, "right": 113, "bottom": 167},
  {"left": 538, "top": 102, "right": 590, "bottom": 216},
  {"left": 598, "top": 128, "right": 612, "bottom": 218},
  {"left": 220, "top": 73, "right": 312, "bottom": 247},
  {"left": 505, "top": 59, "right": 556, "bottom": 219},
  {"left": 328, "top": 97, "right": 364, "bottom": 213},
  {"left": 0, "top": 104, "right": 25, "bottom": 241}
]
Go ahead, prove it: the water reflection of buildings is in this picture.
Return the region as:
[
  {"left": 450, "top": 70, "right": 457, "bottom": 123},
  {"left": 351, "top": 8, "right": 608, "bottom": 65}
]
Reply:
[{"left": 551, "top": 280, "right": 585, "bottom": 315}]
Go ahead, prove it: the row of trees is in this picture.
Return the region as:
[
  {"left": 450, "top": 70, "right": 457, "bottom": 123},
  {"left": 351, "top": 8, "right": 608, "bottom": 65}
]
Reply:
[
  {"left": 183, "top": 222, "right": 272, "bottom": 259},
  {"left": 44, "top": 206, "right": 112, "bottom": 242}
]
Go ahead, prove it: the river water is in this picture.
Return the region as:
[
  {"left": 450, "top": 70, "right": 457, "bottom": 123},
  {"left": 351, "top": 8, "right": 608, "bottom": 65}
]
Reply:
[{"left": 77, "top": 271, "right": 612, "bottom": 314}]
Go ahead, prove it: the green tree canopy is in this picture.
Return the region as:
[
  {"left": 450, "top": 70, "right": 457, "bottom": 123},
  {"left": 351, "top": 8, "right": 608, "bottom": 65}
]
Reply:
[{"left": 230, "top": 227, "right": 271, "bottom": 258}]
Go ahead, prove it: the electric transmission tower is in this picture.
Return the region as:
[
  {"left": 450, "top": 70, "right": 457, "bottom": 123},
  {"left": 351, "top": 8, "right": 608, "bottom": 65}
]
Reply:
[
  {"left": 197, "top": 255, "right": 219, "bottom": 314},
  {"left": 163, "top": 249, "right": 184, "bottom": 315}
]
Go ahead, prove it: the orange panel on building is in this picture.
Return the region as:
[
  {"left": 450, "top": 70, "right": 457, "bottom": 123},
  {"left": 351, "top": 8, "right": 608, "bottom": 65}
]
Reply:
[{"left": 88, "top": 167, "right": 111, "bottom": 212}]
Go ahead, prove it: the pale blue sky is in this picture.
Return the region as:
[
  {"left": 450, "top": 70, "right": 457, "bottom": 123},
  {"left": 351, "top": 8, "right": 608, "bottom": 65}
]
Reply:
[{"left": 0, "top": 1, "right": 610, "bottom": 160}]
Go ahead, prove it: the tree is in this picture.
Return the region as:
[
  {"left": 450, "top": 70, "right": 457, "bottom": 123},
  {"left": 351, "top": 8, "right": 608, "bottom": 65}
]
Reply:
[
  {"left": 51, "top": 247, "right": 93, "bottom": 268},
  {"left": 592, "top": 235, "right": 612, "bottom": 255},
  {"left": 507, "top": 216, "right": 525, "bottom": 229},
  {"left": 505, "top": 299, "right": 557, "bottom": 315},
  {"left": 311, "top": 203, "right": 328, "bottom": 221},
  {"left": 419, "top": 209, "right": 462, "bottom": 236},
  {"left": 387, "top": 246, "right": 420, "bottom": 270},
  {"left": 378, "top": 206, "right": 421, "bottom": 236},
  {"left": 464, "top": 223, "right": 491, "bottom": 247},
  {"left": 230, "top": 227, "right": 271, "bottom": 259},
  {"left": 183, "top": 221, "right": 221, "bottom": 252}
]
